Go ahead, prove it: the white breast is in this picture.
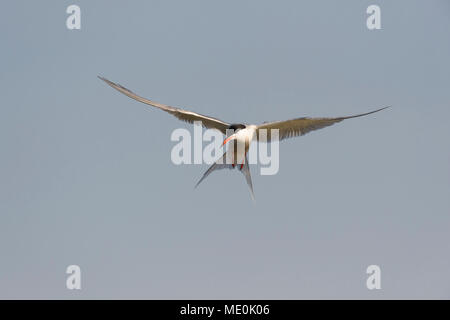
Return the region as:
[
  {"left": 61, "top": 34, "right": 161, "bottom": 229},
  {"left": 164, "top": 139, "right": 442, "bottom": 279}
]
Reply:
[{"left": 226, "top": 126, "right": 256, "bottom": 165}]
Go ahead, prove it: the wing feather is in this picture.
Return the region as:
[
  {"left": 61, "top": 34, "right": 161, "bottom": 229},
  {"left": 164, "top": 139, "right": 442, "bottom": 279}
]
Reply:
[
  {"left": 98, "top": 76, "right": 230, "bottom": 134},
  {"left": 256, "top": 107, "right": 389, "bottom": 141}
]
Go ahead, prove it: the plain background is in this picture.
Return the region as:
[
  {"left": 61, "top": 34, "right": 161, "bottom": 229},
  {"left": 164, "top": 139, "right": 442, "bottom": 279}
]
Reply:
[{"left": 0, "top": 0, "right": 449, "bottom": 299}]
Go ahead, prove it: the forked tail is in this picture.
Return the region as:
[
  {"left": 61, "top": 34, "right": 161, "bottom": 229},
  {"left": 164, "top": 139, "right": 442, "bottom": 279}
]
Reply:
[
  {"left": 195, "top": 152, "right": 255, "bottom": 201},
  {"left": 240, "top": 155, "right": 255, "bottom": 201}
]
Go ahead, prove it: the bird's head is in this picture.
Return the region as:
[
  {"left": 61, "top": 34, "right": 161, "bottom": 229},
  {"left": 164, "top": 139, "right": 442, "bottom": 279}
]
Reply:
[
  {"left": 228, "top": 123, "right": 246, "bottom": 132},
  {"left": 223, "top": 124, "right": 246, "bottom": 146},
  {"left": 227, "top": 123, "right": 246, "bottom": 133}
]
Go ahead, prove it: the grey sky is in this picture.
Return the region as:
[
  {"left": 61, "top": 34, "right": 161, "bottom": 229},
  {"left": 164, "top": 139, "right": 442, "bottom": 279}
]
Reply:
[{"left": 0, "top": 0, "right": 449, "bottom": 299}]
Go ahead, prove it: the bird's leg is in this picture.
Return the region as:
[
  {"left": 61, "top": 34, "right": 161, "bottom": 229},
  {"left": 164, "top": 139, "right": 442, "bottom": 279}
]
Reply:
[
  {"left": 230, "top": 151, "right": 236, "bottom": 168},
  {"left": 240, "top": 151, "right": 246, "bottom": 170}
]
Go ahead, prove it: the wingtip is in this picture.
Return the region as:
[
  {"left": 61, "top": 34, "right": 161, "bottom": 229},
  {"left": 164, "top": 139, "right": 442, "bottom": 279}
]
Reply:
[
  {"left": 349, "top": 106, "right": 391, "bottom": 119},
  {"left": 373, "top": 106, "right": 390, "bottom": 113}
]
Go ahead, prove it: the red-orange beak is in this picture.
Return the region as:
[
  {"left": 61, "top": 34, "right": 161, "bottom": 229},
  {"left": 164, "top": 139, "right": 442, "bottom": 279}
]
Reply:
[{"left": 222, "top": 135, "right": 236, "bottom": 146}]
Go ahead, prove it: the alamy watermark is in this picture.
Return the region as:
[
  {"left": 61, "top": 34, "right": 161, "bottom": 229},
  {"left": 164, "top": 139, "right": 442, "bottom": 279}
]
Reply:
[
  {"left": 366, "top": 265, "right": 381, "bottom": 290},
  {"left": 66, "top": 265, "right": 81, "bottom": 290}
]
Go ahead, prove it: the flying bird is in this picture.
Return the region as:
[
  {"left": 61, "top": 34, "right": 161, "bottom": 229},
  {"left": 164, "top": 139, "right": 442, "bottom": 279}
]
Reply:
[{"left": 98, "top": 76, "right": 388, "bottom": 200}]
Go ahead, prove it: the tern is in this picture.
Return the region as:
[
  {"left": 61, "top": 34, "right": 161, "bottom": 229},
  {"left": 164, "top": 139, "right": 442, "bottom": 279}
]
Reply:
[{"left": 98, "top": 76, "right": 388, "bottom": 200}]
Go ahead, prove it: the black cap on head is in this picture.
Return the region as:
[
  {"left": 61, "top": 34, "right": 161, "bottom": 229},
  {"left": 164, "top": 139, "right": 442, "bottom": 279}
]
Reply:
[{"left": 228, "top": 124, "right": 246, "bottom": 131}]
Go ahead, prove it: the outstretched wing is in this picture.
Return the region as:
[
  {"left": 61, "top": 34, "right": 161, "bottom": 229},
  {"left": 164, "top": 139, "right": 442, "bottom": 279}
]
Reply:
[
  {"left": 256, "top": 107, "right": 389, "bottom": 142},
  {"left": 98, "top": 76, "right": 230, "bottom": 134}
]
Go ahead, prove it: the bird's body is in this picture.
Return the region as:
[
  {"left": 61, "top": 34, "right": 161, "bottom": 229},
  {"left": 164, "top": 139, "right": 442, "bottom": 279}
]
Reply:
[
  {"left": 225, "top": 125, "right": 256, "bottom": 167},
  {"left": 98, "top": 76, "right": 388, "bottom": 200}
]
